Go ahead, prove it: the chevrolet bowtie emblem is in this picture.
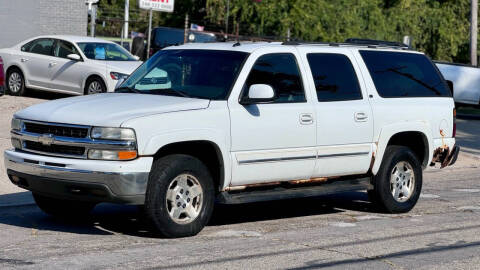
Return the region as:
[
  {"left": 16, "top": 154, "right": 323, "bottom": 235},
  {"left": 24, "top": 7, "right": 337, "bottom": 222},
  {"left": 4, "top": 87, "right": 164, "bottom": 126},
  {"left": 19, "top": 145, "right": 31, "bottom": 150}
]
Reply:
[{"left": 38, "top": 134, "right": 55, "bottom": 146}]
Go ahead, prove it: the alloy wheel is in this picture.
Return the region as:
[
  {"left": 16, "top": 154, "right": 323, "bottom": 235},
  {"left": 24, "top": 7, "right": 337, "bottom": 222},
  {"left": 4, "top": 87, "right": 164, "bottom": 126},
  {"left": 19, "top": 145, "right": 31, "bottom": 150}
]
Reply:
[
  {"left": 390, "top": 161, "right": 415, "bottom": 202},
  {"left": 165, "top": 174, "right": 203, "bottom": 224}
]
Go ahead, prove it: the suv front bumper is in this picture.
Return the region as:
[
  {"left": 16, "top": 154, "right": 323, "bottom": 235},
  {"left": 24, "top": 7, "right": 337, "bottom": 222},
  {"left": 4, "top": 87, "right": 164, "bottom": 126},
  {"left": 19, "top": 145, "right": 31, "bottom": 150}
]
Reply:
[{"left": 4, "top": 149, "right": 153, "bottom": 205}]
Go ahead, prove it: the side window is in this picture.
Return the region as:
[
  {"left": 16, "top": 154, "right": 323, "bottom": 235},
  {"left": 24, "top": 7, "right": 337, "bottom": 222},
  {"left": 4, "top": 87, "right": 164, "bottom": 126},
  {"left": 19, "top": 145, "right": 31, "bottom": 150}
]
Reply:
[
  {"left": 307, "top": 53, "right": 362, "bottom": 102},
  {"left": 244, "top": 53, "right": 306, "bottom": 103},
  {"left": 54, "top": 40, "right": 78, "bottom": 59},
  {"left": 24, "top": 39, "right": 54, "bottom": 56},
  {"left": 360, "top": 50, "right": 451, "bottom": 97}
]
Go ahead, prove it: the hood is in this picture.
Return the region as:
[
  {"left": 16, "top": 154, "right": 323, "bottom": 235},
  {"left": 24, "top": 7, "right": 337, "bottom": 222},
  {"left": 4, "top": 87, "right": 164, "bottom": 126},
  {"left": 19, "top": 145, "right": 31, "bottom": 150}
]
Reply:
[
  {"left": 15, "top": 93, "right": 210, "bottom": 127},
  {"left": 105, "top": 61, "right": 142, "bottom": 74}
]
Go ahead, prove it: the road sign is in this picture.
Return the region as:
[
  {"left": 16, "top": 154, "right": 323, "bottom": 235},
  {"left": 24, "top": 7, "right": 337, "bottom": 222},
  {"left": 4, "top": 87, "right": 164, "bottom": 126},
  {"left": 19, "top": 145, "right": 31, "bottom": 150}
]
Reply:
[{"left": 139, "top": 0, "right": 175, "bottom": 13}]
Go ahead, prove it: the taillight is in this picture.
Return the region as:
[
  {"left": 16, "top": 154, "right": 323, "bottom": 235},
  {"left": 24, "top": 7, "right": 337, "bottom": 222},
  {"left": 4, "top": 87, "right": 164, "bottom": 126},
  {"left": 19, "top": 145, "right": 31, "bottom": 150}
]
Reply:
[
  {"left": 0, "top": 56, "right": 4, "bottom": 86},
  {"left": 453, "top": 108, "right": 457, "bottom": 138}
]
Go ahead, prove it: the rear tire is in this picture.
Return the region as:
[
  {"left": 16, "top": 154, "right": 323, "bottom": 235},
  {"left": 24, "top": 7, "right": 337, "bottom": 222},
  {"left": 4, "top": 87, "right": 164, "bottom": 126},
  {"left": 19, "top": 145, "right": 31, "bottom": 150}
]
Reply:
[
  {"left": 6, "top": 68, "right": 26, "bottom": 96},
  {"left": 33, "top": 193, "right": 95, "bottom": 218},
  {"left": 369, "top": 146, "right": 422, "bottom": 213},
  {"left": 144, "top": 154, "right": 215, "bottom": 238}
]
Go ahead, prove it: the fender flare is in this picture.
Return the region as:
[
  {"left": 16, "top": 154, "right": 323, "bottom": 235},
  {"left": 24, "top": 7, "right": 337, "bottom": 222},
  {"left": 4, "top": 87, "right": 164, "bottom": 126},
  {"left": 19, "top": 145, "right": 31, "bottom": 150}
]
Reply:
[
  {"left": 372, "top": 121, "right": 433, "bottom": 174},
  {"left": 142, "top": 129, "right": 231, "bottom": 190}
]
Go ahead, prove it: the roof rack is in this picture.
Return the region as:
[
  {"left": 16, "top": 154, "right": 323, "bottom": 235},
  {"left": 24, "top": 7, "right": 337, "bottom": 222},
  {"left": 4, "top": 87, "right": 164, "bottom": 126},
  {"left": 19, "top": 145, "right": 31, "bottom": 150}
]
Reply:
[{"left": 281, "top": 38, "right": 411, "bottom": 50}]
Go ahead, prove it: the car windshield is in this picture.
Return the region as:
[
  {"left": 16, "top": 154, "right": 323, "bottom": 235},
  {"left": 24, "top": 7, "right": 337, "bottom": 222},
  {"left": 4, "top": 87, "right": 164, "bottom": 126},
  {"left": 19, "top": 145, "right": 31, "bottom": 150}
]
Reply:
[
  {"left": 117, "top": 49, "right": 248, "bottom": 100},
  {"left": 77, "top": 42, "right": 136, "bottom": 61}
]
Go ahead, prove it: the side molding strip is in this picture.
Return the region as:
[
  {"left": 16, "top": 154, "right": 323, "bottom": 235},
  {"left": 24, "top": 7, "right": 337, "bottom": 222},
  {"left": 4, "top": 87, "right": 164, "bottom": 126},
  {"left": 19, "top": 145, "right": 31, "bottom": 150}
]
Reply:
[{"left": 238, "top": 151, "right": 370, "bottom": 165}]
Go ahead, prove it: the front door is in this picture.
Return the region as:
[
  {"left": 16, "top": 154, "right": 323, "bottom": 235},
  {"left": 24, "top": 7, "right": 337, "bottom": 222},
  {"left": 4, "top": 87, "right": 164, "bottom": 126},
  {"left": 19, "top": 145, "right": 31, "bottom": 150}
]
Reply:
[
  {"left": 229, "top": 50, "right": 317, "bottom": 186},
  {"left": 48, "top": 39, "right": 90, "bottom": 93}
]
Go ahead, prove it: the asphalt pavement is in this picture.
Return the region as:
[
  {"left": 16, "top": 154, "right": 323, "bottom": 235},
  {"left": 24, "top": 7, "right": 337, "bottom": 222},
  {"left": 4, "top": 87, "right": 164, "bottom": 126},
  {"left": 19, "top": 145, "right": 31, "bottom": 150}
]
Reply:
[{"left": 0, "top": 93, "right": 479, "bottom": 269}]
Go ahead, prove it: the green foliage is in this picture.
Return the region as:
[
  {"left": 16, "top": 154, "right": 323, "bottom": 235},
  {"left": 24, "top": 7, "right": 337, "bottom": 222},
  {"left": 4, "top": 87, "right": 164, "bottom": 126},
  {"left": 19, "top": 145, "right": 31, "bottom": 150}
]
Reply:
[
  {"left": 207, "top": 0, "right": 472, "bottom": 62},
  {"left": 97, "top": 0, "right": 474, "bottom": 63}
]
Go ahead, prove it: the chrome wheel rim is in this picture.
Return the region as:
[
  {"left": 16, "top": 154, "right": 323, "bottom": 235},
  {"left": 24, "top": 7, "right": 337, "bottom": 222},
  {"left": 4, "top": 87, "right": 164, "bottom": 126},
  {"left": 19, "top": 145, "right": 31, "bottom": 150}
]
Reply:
[
  {"left": 8, "top": 72, "right": 22, "bottom": 93},
  {"left": 88, "top": 81, "right": 103, "bottom": 94},
  {"left": 390, "top": 161, "right": 415, "bottom": 202},
  {"left": 166, "top": 174, "right": 203, "bottom": 224}
]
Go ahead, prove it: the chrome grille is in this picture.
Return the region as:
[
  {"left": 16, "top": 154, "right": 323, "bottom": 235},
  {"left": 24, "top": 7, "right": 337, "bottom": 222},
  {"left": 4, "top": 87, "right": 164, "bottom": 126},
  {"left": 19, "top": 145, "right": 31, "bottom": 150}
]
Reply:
[
  {"left": 24, "top": 122, "right": 88, "bottom": 138},
  {"left": 24, "top": 141, "right": 86, "bottom": 156}
]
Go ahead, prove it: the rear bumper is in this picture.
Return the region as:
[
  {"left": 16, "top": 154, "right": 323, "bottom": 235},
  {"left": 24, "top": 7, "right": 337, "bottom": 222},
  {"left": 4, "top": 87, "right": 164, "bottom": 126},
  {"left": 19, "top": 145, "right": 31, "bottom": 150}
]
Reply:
[{"left": 4, "top": 149, "right": 152, "bottom": 204}]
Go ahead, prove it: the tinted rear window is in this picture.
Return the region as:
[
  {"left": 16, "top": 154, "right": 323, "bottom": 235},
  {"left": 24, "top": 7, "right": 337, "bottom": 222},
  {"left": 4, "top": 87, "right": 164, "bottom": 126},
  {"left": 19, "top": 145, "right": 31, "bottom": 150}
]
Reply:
[
  {"left": 360, "top": 51, "right": 451, "bottom": 98},
  {"left": 307, "top": 53, "right": 362, "bottom": 102}
]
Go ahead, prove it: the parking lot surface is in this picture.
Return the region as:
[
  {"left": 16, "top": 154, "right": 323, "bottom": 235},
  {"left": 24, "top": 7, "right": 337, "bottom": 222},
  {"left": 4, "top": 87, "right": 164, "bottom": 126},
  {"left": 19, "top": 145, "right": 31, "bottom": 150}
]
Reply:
[{"left": 0, "top": 93, "right": 479, "bottom": 269}]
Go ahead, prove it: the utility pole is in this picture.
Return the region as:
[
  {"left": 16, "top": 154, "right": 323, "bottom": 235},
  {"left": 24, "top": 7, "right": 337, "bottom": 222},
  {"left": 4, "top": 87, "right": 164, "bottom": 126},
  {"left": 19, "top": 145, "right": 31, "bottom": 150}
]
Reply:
[
  {"left": 86, "top": 0, "right": 99, "bottom": 37},
  {"left": 124, "top": 0, "right": 129, "bottom": 40},
  {"left": 146, "top": 8, "right": 153, "bottom": 59},
  {"left": 184, "top": 14, "right": 189, "bottom": 44},
  {"left": 471, "top": 0, "right": 478, "bottom": 66},
  {"left": 225, "top": 0, "right": 230, "bottom": 35}
]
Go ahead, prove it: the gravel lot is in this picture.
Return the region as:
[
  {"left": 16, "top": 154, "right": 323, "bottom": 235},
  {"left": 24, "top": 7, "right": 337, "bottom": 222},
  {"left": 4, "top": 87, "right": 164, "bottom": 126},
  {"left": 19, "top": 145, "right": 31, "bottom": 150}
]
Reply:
[{"left": 0, "top": 92, "right": 479, "bottom": 269}]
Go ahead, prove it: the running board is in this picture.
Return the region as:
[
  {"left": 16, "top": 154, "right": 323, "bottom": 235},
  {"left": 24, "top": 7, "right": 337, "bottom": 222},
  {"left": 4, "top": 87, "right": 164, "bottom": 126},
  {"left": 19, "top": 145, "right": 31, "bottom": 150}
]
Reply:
[{"left": 216, "top": 177, "right": 373, "bottom": 204}]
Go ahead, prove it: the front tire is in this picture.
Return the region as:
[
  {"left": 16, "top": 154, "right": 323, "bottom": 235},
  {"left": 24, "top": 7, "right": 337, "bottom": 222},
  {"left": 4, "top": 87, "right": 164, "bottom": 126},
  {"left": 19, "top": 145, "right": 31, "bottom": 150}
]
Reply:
[
  {"left": 84, "top": 77, "right": 106, "bottom": 95},
  {"left": 144, "top": 154, "right": 215, "bottom": 238},
  {"left": 7, "top": 69, "right": 26, "bottom": 96},
  {"left": 369, "top": 146, "right": 422, "bottom": 213},
  {"left": 33, "top": 193, "right": 96, "bottom": 218}
]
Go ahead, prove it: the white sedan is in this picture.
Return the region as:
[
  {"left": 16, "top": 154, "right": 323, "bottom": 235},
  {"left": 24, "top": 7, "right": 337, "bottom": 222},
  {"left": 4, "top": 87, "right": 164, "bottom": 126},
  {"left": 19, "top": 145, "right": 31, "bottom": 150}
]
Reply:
[{"left": 0, "top": 35, "right": 142, "bottom": 96}]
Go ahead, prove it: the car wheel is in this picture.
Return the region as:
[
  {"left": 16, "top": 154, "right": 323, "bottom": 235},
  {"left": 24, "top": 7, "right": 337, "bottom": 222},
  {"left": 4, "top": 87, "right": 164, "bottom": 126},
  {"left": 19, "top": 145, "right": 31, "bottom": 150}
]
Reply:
[
  {"left": 369, "top": 145, "right": 422, "bottom": 213},
  {"left": 33, "top": 193, "right": 96, "bottom": 218},
  {"left": 144, "top": 154, "right": 215, "bottom": 238},
  {"left": 7, "top": 69, "right": 26, "bottom": 96},
  {"left": 85, "top": 77, "right": 106, "bottom": 95}
]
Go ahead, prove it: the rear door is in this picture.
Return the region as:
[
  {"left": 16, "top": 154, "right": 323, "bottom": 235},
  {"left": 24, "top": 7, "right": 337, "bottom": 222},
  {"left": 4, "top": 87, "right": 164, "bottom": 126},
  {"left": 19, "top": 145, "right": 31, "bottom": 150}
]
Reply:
[
  {"left": 21, "top": 38, "right": 56, "bottom": 89},
  {"left": 298, "top": 47, "right": 374, "bottom": 177}
]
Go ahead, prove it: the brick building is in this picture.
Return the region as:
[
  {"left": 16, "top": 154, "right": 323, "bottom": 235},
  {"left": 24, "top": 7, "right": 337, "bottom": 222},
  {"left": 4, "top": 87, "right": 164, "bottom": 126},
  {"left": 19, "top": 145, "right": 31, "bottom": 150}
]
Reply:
[{"left": 0, "top": 0, "right": 88, "bottom": 48}]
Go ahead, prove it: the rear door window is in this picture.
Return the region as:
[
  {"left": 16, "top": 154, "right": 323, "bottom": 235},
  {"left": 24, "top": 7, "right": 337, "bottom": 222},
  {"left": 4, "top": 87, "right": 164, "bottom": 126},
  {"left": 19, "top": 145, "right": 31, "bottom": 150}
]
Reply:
[
  {"left": 307, "top": 53, "right": 362, "bottom": 102},
  {"left": 23, "top": 39, "right": 55, "bottom": 56},
  {"left": 360, "top": 50, "right": 451, "bottom": 97}
]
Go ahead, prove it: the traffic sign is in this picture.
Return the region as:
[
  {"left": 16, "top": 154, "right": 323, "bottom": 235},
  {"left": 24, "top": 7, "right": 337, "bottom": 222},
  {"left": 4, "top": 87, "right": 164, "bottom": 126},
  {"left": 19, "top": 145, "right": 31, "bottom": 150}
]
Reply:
[{"left": 139, "top": 0, "right": 175, "bottom": 13}]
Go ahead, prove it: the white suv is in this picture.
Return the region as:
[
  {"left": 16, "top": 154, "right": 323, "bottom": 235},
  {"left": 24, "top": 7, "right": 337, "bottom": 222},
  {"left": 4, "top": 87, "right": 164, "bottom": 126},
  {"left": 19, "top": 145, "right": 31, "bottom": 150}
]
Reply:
[{"left": 5, "top": 41, "right": 459, "bottom": 237}]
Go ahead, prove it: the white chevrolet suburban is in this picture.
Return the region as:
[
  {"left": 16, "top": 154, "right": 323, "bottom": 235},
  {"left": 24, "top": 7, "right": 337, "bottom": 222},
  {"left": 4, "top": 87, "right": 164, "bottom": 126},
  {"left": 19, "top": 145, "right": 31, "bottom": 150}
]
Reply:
[{"left": 5, "top": 41, "right": 459, "bottom": 238}]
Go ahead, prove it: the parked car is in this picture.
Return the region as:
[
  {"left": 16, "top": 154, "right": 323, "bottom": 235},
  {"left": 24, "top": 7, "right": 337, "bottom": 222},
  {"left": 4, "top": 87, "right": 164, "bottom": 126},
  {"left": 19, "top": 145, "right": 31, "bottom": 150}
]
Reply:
[
  {"left": 435, "top": 61, "right": 480, "bottom": 106},
  {"left": 148, "top": 27, "right": 218, "bottom": 58},
  {"left": 0, "top": 35, "right": 142, "bottom": 96},
  {"left": 0, "top": 55, "right": 4, "bottom": 96},
  {"left": 5, "top": 41, "right": 459, "bottom": 238}
]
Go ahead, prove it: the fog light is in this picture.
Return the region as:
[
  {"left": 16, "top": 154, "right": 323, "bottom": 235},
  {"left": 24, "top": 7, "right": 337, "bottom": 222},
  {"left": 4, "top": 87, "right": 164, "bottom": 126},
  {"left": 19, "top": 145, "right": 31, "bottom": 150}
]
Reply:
[
  {"left": 11, "top": 138, "right": 22, "bottom": 149},
  {"left": 87, "top": 149, "right": 137, "bottom": 160}
]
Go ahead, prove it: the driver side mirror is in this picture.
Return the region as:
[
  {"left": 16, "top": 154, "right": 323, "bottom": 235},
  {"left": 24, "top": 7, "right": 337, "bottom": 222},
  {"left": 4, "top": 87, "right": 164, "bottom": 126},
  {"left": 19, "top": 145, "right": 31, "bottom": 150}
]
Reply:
[
  {"left": 67, "top": 54, "right": 82, "bottom": 61},
  {"left": 240, "top": 84, "right": 276, "bottom": 105}
]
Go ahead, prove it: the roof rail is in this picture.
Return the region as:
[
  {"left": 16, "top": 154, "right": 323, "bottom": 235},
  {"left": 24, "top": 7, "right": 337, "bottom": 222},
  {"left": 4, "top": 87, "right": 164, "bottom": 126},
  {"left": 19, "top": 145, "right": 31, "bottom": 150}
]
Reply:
[
  {"left": 281, "top": 38, "right": 411, "bottom": 50},
  {"left": 344, "top": 38, "right": 409, "bottom": 48}
]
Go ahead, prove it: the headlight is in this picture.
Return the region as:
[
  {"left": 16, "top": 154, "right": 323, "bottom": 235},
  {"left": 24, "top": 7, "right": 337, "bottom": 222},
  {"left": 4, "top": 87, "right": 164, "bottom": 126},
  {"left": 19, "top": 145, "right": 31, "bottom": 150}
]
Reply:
[
  {"left": 88, "top": 149, "right": 137, "bottom": 161},
  {"left": 110, "top": 72, "right": 129, "bottom": 81},
  {"left": 11, "top": 118, "right": 22, "bottom": 131},
  {"left": 91, "top": 127, "right": 136, "bottom": 140}
]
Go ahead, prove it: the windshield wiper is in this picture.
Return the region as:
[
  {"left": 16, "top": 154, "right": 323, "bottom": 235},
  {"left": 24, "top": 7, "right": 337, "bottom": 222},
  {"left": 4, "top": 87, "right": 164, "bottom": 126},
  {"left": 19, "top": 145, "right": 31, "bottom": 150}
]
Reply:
[
  {"left": 150, "top": 88, "right": 194, "bottom": 98},
  {"left": 115, "top": 86, "right": 143, "bottom": 94}
]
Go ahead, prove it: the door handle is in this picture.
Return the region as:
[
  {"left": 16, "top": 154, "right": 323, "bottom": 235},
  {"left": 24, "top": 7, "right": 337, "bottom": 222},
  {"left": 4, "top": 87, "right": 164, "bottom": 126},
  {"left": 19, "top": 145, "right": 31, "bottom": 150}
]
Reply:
[
  {"left": 300, "top": 113, "right": 314, "bottom": 125},
  {"left": 49, "top": 62, "right": 57, "bottom": 67},
  {"left": 20, "top": 58, "right": 29, "bottom": 62},
  {"left": 354, "top": 112, "right": 368, "bottom": 122}
]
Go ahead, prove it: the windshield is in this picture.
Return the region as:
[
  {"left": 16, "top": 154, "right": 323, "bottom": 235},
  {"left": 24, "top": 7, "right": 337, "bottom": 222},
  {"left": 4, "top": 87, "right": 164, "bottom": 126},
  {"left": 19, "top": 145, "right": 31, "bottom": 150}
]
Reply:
[
  {"left": 117, "top": 49, "right": 248, "bottom": 100},
  {"left": 77, "top": 42, "right": 136, "bottom": 61}
]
